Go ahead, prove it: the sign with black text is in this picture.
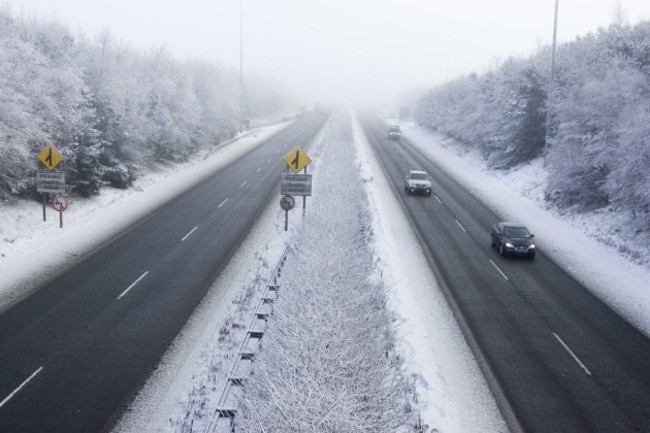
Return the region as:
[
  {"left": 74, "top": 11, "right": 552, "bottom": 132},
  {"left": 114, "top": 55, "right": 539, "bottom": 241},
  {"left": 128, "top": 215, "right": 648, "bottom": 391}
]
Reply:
[
  {"left": 37, "top": 171, "right": 66, "bottom": 193},
  {"left": 281, "top": 173, "right": 312, "bottom": 196}
]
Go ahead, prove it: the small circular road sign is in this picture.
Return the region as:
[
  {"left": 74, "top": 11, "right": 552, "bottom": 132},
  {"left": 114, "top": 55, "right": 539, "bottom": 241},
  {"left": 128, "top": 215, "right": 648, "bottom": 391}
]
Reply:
[
  {"left": 280, "top": 195, "right": 295, "bottom": 211},
  {"left": 51, "top": 195, "right": 69, "bottom": 212}
]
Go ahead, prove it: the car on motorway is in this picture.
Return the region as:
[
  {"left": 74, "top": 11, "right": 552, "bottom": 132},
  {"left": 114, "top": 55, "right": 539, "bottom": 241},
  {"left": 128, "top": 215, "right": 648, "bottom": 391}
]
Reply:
[
  {"left": 491, "top": 222, "right": 536, "bottom": 258},
  {"left": 387, "top": 125, "right": 401, "bottom": 140},
  {"left": 404, "top": 169, "right": 432, "bottom": 196}
]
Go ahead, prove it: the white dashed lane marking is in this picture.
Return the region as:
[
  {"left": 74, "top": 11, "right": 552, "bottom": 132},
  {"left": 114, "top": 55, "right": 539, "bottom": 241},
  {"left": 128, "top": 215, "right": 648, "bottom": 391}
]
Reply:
[
  {"left": 554, "top": 333, "right": 592, "bottom": 376},
  {"left": 0, "top": 367, "right": 44, "bottom": 409},
  {"left": 181, "top": 226, "right": 198, "bottom": 242},
  {"left": 489, "top": 260, "right": 509, "bottom": 281},
  {"left": 117, "top": 271, "right": 149, "bottom": 300}
]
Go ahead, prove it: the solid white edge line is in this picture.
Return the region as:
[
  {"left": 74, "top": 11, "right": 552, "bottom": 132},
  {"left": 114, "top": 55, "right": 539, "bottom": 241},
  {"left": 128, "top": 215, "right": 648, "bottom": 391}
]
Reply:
[
  {"left": 218, "top": 198, "right": 229, "bottom": 207},
  {"left": 117, "top": 271, "right": 149, "bottom": 300},
  {"left": 455, "top": 219, "right": 467, "bottom": 232},
  {"left": 553, "top": 333, "right": 592, "bottom": 376},
  {"left": 0, "top": 366, "right": 44, "bottom": 409},
  {"left": 489, "top": 259, "right": 509, "bottom": 280},
  {"left": 434, "top": 195, "right": 442, "bottom": 204},
  {"left": 240, "top": 180, "right": 247, "bottom": 188},
  {"left": 181, "top": 226, "right": 198, "bottom": 242}
]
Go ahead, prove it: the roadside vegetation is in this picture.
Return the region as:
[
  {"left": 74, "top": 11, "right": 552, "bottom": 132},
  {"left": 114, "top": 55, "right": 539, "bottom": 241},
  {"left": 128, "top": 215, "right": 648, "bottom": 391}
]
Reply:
[
  {"left": 415, "top": 21, "right": 650, "bottom": 235},
  {"left": 0, "top": 7, "right": 287, "bottom": 201}
]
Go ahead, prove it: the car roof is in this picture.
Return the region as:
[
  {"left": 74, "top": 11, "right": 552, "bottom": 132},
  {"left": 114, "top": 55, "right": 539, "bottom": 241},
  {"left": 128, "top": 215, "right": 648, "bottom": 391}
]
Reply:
[
  {"left": 500, "top": 221, "right": 528, "bottom": 228},
  {"left": 408, "top": 169, "right": 428, "bottom": 175}
]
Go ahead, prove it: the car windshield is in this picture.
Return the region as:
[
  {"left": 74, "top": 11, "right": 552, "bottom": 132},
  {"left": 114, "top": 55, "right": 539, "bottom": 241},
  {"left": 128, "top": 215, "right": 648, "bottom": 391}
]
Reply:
[
  {"left": 411, "top": 173, "right": 428, "bottom": 180},
  {"left": 504, "top": 227, "right": 531, "bottom": 238},
  {"left": 390, "top": 127, "right": 400, "bottom": 132}
]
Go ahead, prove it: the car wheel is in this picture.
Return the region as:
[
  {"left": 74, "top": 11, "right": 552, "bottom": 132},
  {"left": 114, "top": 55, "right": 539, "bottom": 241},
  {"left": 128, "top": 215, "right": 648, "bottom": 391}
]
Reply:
[
  {"left": 499, "top": 244, "right": 506, "bottom": 256},
  {"left": 491, "top": 235, "right": 495, "bottom": 247}
]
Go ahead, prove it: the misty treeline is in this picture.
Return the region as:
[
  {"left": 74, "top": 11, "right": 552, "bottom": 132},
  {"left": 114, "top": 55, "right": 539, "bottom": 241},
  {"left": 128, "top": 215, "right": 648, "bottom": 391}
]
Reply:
[
  {"left": 0, "top": 7, "right": 287, "bottom": 200},
  {"left": 416, "top": 21, "right": 650, "bottom": 228},
  {"left": 235, "top": 114, "right": 420, "bottom": 432}
]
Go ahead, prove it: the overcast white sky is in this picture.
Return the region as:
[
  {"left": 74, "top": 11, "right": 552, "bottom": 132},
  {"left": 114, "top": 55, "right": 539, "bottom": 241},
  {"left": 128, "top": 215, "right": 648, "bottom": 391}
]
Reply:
[{"left": 7, "top": 0, "right": 650, "bottom": 107}]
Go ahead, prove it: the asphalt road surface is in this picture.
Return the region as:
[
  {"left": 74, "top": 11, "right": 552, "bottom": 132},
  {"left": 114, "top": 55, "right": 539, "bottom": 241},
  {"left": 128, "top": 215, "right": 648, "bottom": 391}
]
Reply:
[
  {"left": 0, "top": 113, "right": 328, "bottom": 433},
  {"left": 360, "top": 114, "right": 650, "bottom": 433}
]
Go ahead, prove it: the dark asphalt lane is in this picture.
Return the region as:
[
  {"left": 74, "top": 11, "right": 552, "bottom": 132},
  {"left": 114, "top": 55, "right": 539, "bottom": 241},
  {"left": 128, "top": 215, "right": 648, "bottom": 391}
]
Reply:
[
  {"left": 0, "top": 113, "right": 328, "bottom": 433},
  {"left": 359, "top": 115, "right": 650, "bottom": 433}
]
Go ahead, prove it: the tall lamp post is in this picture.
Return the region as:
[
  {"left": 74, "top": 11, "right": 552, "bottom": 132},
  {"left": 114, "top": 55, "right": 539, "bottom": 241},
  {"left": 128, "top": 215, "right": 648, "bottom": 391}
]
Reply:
[
  {"left": 239, "top": 0, "right": 246, "bottom": 132},
  {"left": 544, "top": 0, "right": 559, "bottom": 164}
]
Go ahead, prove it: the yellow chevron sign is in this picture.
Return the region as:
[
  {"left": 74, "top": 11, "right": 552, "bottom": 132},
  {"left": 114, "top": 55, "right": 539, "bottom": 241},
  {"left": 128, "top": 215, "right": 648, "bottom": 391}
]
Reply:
[
  {"left": 38, "top": 144, "right": 63, "bottom": 171},
  {"left": 283, "top": 148, "right": 311, "bottom": 174}
]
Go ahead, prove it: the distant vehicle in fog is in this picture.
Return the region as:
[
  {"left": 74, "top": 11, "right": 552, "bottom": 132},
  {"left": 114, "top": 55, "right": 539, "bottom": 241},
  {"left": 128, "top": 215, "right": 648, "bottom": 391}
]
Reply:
[{"left": 387, "top": 125, "right": 401, "bottom": 140}]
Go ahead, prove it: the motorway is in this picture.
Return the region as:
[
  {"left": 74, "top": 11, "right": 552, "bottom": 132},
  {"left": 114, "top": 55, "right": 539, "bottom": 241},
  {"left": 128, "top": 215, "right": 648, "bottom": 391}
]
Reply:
[
  {"left": 0, "top": 114, "right": 327, "bottom": 433},
  {"left": 359, "top": 115, "right": 650, "bottom": 433}
]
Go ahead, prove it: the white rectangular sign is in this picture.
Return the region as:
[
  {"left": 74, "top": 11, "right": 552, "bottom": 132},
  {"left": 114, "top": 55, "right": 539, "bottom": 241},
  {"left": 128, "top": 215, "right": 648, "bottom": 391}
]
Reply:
[
  {"left": 281, "top": 173, "right": 312, "bottom": 196},
  {"left": 37, "top": 171, "right": 66, "bottom": 193}
]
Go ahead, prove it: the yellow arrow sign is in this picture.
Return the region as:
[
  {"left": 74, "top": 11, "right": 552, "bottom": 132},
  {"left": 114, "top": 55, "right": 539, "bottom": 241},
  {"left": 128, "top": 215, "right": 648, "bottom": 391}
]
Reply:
[
  {"left": 283, "top": 148, "right": 311, "bottom": 174},
  {"left": 38, "top": 144, "right": 63, "bottom": 171}
]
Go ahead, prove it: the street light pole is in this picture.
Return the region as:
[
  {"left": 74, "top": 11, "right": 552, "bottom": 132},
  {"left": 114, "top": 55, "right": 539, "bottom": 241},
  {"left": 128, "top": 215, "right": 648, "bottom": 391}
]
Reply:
[
  {"left": 544, "top": 0, "right": 559, "bottom": 164},
  {"left": 239, "top": 0, "right": 245, "bottom": 131}
]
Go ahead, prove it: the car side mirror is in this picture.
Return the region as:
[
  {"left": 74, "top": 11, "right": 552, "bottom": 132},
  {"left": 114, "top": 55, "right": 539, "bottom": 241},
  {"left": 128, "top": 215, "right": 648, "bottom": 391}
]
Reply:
[{"left": 530, "top": 234, "right": 535, "bottom": 238}]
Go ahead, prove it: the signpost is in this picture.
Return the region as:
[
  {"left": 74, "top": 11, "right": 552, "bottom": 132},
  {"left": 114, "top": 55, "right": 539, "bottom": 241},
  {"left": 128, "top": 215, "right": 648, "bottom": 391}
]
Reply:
[
  {"left": 281, "top": 173, "right": 312, "bottom": 196},
  {"left": 37, "top": 144, "right": 64, "bottom": 221},
  {"left": 282, "top": 148, "right": 312, "bottom": 217},
  {"left": 51, "top": 194, "right": 69, "bottom": 228},
  {"left": 38, "top": 144, "right": 63, "bottom": 171},
  {"left": 37, "top": 172, "right": 65, "bottom": 193},
  {"left": 280, "top": 195, "right": 295, "bottom": 231},
  {"left": 283, "top": 149, "right": 311, "bottom": 174}
]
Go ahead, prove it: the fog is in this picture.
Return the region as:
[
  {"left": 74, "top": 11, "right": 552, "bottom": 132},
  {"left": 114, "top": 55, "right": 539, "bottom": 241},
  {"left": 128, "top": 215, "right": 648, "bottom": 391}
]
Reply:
[{"left": 9, "top": 0, "right": 650, "bottom": 108}]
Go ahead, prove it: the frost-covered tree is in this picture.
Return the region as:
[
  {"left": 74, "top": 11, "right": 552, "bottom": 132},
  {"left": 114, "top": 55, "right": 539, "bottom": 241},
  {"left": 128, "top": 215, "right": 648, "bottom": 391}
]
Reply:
[
  {"left": 0, "top": 7, "right": 289, "bottom": 200},
  {"left": 415, "top": 20, "right": 650, "bottom": 228}
]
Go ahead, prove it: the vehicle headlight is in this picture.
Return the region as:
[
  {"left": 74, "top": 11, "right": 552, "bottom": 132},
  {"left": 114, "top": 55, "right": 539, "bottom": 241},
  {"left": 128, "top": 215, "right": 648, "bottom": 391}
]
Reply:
[
  {"left": 529, "top": 244, "right": 536, "bottom": 249},
  {"left": 505, "top": 242, "right": 514, "bottom": 248}
]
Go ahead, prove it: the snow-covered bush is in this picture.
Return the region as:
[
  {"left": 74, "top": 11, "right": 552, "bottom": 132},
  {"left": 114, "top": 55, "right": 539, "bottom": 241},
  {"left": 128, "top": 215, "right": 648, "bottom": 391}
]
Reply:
[{"left": 235, "top": 114, "right": 416, "bottom": 432}]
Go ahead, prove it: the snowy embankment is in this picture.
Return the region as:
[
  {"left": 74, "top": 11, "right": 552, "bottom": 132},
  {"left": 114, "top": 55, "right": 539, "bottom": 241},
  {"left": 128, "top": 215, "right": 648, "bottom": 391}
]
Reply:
[{"left": 400, "top": 123, "right": 650, "bottom": 337}]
